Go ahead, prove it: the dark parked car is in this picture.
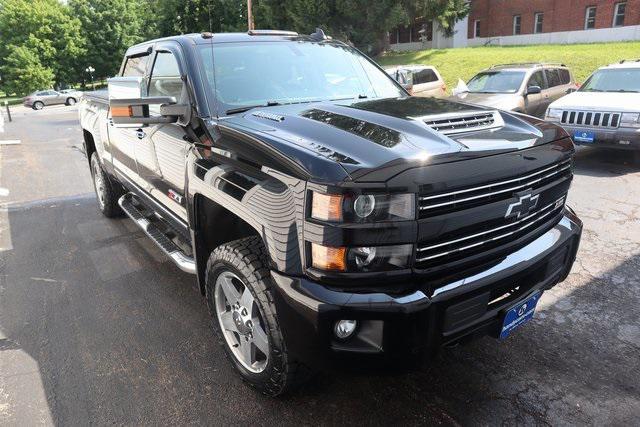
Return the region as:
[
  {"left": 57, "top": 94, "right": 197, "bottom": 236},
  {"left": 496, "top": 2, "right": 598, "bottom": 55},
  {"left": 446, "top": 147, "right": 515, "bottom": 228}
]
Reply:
[{"left": 79, "top": 30, "right": 582, "bottom": 395}]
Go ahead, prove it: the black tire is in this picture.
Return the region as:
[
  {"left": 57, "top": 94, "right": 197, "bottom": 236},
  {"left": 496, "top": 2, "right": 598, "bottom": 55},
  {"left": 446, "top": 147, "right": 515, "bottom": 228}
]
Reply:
[
  {"left": 633, "top": 151, "right": 640, "bottom": 166},
  {"left": 205, "top": 236, "right": 312, "bottom": 396},
  {"left": 66, "top": 97, "right": 76, "bottom": 106},
  {"left": 90, "top": 152, "right": 123, "bottom": 218},
  {"left": 33, "top": 101, "right": 44, "bottom": 110}
]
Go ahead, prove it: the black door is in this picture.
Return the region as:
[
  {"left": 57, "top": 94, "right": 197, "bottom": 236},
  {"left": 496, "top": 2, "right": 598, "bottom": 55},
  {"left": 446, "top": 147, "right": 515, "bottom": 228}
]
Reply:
[
  {"left": 109, "top": 53, "right": 151, "bottom": 184},
  {"left": 134, "top": 44, "right": 191, "bottom": 222}
]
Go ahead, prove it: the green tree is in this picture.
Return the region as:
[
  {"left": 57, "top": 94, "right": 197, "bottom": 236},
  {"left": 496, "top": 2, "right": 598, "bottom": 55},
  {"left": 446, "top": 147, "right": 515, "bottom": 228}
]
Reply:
[
  {"left": 146, "top": 0, "right": 248, "bottom": 36},
  {"left": 0, "top": 0, "right": 85, "bottom": 90},
  {"left": 69, "top": 0, "right": 147, "bottom": 79},
  {"left": 253, "top": 0, "right": 469, "bottom": 54},
  {"left": 172, "top": 0, "right": 470, "bottom": 55},
  {"left": 0, "top": 45, "right": 55, "bottom": 95}
]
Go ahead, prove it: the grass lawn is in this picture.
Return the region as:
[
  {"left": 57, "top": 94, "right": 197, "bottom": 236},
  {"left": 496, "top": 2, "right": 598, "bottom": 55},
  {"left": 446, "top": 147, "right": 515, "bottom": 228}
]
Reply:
[
  {"left": 377, "top": 41, "right": 640, "bottom": 93},
  {"left": 0, "top": 96, "right": 22, "bottom": 106}
]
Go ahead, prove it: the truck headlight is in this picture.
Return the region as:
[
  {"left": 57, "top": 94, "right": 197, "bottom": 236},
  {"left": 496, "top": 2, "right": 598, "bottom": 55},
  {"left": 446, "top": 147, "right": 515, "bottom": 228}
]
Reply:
[
  {"left": 311, "top": 243, "right": 412, "bottom": 272},
  {"left": 621, "top": 113, "right": 640, "bottom": 128},
  {"left": 546, "top": 108, "right": 562, "bottom": 121},
  {"left": 311, "top": 192, "right": 415, "bottom": 223}
]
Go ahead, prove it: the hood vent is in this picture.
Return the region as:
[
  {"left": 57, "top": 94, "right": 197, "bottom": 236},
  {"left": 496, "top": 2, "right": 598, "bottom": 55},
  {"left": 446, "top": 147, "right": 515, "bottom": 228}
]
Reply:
[{"left": 421, "top": 111, "right": 504, "bottom": 135}]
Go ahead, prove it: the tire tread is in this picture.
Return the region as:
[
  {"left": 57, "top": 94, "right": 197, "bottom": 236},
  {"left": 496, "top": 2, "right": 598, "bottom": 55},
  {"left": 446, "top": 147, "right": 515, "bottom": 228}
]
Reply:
[{"left": 205, "top": 236, "right": 312, "bottom": 396}]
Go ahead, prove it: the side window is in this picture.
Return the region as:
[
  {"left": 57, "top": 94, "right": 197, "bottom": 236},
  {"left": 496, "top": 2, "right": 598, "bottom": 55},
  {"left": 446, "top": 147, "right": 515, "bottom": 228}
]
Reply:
[
  {"left": 545, "top": 69, "right": 561, "bottom": 87},
  {"left": 148, "top": 51, "right": 184, "bottom": 114},
  {"left": 559, "top": 69, "right": 571, "bottom": 84},
  {"left": 122, "top": 55, "right": 149, "bottom": 77},
  {"left": 413, "top": 69, "right": 438, "bottom": 85},
  {"left": 528, "top": 71, "right": 547, "bottom": 89}
]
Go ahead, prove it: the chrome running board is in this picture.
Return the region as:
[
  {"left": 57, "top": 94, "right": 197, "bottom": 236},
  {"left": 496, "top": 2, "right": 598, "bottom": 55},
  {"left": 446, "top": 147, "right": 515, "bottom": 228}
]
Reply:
[{"left": 118, "top": 193, "right": 196, "bottom": 274}]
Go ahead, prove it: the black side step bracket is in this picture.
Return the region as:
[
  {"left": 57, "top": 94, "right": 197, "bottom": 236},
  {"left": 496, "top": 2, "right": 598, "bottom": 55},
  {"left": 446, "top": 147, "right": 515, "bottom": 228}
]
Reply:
[{"left": 118, "top": 193, "right": 196, "bottom": 274}]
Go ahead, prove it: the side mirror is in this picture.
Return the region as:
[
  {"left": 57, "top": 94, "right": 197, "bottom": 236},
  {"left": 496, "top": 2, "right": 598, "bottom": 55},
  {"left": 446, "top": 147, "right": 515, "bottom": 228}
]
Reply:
[
  {"left": 108, "top": 76, "right": 189, "bottom": 127},
  {"left": 526, "top": 85, "right": 542, "bottom": 95},
  {"left": 110, "top": 96, "right": 190, "bottom": 126},
  {"left": 566, "top": 87, "right": 577, "bottom": 94}
]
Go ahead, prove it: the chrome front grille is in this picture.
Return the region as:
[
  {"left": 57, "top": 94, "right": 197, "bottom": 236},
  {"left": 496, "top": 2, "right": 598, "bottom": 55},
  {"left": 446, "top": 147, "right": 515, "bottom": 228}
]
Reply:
[
  {"left": 418, "top": 159, "right": 572, "bottom": 218},
  {"left": 560, "top": 110, "right": 620, "bottom": 128},
  {"left": 415, "top": 157, "right": 573, "bottom": 271},
  {"left": 416, "top": 196, "right": 566, "bottom": 264},
  {"left": 422, "top": 111, "right": 503, "bottom": 135}
]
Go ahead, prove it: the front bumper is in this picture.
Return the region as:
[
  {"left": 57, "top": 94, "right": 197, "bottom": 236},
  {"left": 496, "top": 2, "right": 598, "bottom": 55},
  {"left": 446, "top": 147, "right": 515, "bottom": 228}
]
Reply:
[
  {"left": 558, "top": 124, "right": 640, "bottom": 150},
  {"left": 271, "top": 209, "right": 582, "bottom": 367}
]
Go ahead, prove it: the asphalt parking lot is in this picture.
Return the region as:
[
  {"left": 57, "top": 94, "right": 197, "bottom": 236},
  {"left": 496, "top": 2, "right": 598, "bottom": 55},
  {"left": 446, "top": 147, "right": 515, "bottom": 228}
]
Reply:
[{"left": 0, "top": 105, "right": 639, "bottom": 425}]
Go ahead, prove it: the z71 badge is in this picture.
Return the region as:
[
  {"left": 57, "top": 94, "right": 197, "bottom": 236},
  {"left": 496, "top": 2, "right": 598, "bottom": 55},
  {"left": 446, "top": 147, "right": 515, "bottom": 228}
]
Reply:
[{"left": 167, "top": 189, "right": 183, "bottom": 204}]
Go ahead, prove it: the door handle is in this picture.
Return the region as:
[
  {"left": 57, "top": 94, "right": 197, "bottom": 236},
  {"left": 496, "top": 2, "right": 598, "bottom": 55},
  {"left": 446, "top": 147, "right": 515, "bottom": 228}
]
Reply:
[{"left": 135, "top": 129, "right": 146, "bottom": 140}]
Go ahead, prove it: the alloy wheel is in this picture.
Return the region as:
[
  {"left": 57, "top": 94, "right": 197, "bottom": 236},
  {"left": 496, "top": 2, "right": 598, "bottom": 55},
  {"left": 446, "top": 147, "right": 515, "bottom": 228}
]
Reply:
[
  {"left": 214, "top": 270, "right": 270, "bottom": 373},
  {"left": 92, "top": 160, "right": 106, "bottom": 209}
]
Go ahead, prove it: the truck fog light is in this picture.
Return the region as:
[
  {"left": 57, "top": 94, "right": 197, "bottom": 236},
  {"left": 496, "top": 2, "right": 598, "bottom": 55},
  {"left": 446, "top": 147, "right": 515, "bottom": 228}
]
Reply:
[
  {"left": 334, "top": 320, "right": 358, "bottom": 339},
  {"left": 354, "top": 195, "right": 376, "bottom": 218}
]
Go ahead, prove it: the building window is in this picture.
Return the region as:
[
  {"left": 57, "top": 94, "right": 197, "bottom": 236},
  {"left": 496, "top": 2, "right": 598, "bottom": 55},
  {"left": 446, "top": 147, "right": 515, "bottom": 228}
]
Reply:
[
  {"left": 613, "top": 2, "right": 626, "bottom": 27},
  {"left": 534, "top": 13, "right": 544, "bottom": 33},
  {"left": 513, "top": 15, "right": 522, "bottom": 35},
  {"left": 474, "top": 20, "right": 481, "bottom": 37},
  {"left": 397, "top": 25, "right": 411, "bottom": 43},
  {"left": 585, "top": 6, "right": 597, "bottom": 29}
]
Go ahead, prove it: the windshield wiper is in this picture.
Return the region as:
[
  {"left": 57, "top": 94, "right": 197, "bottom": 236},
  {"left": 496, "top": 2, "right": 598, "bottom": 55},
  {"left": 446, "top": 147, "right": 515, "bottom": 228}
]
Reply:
[
  {"left": 613, "top": 89, "right": 639, "bottom": 93},
  {"left": 330, "top": 94, "right": 369, "bottom": 101},
  {"left": 226, "top": 101, "right": 281, "bottom": 115}
]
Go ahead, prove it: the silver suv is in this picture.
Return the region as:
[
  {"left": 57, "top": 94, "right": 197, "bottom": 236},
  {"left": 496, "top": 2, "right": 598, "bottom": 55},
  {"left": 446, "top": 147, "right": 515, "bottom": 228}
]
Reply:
[
  {"left": 23, "top": 90, "right": 79, "bottom": 110},
  {"left": 451, "top": 63, "right": 578, "bottom": 118}
]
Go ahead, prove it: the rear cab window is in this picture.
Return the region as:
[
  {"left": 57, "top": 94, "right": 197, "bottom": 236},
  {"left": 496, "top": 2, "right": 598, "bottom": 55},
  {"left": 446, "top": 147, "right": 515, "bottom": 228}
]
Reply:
[{"left": 122, "top": 55, "right": 149, "bottom": 77}]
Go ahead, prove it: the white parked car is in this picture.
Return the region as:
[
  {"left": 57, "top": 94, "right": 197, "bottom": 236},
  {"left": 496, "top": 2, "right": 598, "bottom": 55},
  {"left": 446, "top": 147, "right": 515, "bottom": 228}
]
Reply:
[
  {"left": 385, "top": 65, "right": 447, "bottom": 98},
  {"left": 545, "top": 60, "right": 640, "bottom": 161}
]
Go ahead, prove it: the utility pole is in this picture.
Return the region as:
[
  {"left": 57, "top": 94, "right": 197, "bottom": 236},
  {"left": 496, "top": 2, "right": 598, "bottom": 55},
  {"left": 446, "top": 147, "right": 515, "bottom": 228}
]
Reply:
[{"left": 247, "top": 0, "right": 255, "bottom": 30}]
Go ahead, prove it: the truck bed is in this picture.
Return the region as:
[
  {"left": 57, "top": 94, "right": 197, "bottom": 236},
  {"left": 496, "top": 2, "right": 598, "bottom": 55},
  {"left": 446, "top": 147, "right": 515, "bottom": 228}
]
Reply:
[{"left": 82, "top": 90, "right": 108, "bottom": 103}]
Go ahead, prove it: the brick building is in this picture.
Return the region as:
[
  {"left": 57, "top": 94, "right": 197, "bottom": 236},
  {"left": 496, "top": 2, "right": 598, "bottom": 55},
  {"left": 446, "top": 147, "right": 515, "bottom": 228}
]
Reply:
[
  {"left": 389, "top": 0, "right": 640, "bottom": 51},
  {"left": 469, "top": 0, "right": 639, "bottom": 39}
]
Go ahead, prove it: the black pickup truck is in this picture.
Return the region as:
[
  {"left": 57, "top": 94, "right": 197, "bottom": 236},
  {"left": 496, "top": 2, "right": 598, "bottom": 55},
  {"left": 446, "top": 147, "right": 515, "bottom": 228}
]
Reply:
[{"left": 78, "top": 29, "right": 582, "bottom": 395}]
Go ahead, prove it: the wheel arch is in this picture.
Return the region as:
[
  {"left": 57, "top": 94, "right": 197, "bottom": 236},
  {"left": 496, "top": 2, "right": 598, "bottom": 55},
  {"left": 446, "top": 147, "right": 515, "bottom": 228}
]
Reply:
[
  {"left": 192, "top": 194, "right": 264, "bottom": 295},
  {"left": 83, "top": 128, "right": 97, "bottom": 167}
]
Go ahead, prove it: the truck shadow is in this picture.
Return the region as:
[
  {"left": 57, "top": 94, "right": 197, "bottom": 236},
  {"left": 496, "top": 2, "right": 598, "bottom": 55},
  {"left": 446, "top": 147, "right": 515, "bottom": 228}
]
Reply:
[
  {"left": 572, "top": 146, "right": 640, "bottom": 177},
  {"left": 1, "top": 197, "right": 638, "bottom": 425}
]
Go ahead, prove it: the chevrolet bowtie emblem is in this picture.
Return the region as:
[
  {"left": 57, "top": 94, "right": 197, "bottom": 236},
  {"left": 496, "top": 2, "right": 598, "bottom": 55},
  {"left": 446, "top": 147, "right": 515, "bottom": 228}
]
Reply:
[{"left": 505, "top": 192, "right": 539, "bottom": 219}]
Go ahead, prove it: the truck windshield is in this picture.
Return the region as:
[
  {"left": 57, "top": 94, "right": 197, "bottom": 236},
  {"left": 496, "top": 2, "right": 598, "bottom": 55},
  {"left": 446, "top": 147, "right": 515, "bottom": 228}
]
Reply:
[
  {"left": 580, "top": 68, "right": 640, "bottom": 93},
  {"left": 467, "top": 71, "right": 526, "bottom": 93},
  {"left": 199, "top": 41, "right": 405, "bottom": 114}
]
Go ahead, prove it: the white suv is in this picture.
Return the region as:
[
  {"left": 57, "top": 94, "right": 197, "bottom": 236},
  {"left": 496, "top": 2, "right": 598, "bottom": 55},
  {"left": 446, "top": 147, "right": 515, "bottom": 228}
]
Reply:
[{"left": 546, "top": 60, "right": 640, "bottom": 160}]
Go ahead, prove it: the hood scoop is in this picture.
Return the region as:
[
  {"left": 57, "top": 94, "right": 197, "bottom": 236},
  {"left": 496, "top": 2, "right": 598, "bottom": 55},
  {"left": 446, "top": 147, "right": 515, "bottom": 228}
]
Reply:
[{"left": 418, "top": 110, "right": 505, "bottom": 135}]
